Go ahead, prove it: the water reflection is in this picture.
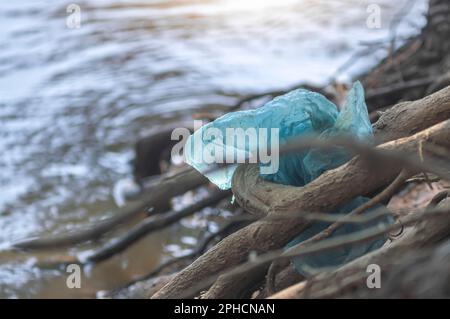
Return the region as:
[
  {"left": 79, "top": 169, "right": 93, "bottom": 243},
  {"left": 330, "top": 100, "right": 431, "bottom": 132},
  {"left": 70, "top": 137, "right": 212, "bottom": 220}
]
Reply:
[{"left": 0, "top": 0, "right": 427, "bottom": 297}]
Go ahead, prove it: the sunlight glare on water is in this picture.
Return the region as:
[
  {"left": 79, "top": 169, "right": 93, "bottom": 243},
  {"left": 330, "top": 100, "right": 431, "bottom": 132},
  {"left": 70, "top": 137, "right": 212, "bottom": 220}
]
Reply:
[{"left": 0, "top": 0, "right": 428, "bottom": 298}]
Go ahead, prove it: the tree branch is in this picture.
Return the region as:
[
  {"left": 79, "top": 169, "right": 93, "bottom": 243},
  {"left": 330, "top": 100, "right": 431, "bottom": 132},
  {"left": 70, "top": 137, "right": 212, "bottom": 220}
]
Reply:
[{"left": 151, "top": 88, "right": 450, "bottom": 298}]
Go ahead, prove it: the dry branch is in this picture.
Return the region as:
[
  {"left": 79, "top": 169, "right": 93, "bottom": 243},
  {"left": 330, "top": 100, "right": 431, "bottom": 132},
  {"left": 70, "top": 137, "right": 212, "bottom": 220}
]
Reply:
[
  {"left": 84, "top": 190, "right": 231, "bottom": 264},
  {"left": 265, "top": 169, "right": 411, "bottom": 295},
  {"left": 164, "top": 197, "right": 450, "bottom": 299},
  {"left": 108, "top": 217, "right": 251, "bottom": 296},
  {"left": 151, "top": 87, "right": 450, "bottom": 299},
  {"left": 13, "top": 168, "right": 206, "bottom": 250},
  {"left": 270, "top": 197, "right": 450, "bottom": 299}
]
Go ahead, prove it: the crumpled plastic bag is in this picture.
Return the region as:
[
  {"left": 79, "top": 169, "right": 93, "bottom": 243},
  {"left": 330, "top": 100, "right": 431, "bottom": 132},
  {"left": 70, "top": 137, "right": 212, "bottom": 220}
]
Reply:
[{"left": 184, "top": 81, "right": 393, "bottom": 276}]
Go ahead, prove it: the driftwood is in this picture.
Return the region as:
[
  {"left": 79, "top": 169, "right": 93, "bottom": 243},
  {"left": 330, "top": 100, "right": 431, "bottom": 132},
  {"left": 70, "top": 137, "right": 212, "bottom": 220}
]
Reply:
[
  {"left": 13, "top": 167, "right": 206, "bottom": 250},
  {"left": 234, "top": 86, "right": 450, "bottom": 218},
  {"left": 155, "top": 187, "right": 450, "bottom": 299},
  {"left": 208, "top": 121, "right": 449, "bottom": 298},
  {"left": 5, "top": 0, "right": 447, "bottom": 300},
  {"left": 270, "top": 197, "right": 450, "bottom": 299},
  {"left": 206, "top": 169, "right": 412, "bottom": 298},
  {"left": 264, "top": 169, "right": 411, "bottom": 295},
  {"left": 84, "top": 190, "right": 231, "bottom": 264},
  {"left": 151, "top": 86, "right": 450, "bottom": 299},
  {"left": 105, "top": 216, "right": 251, "bottom": 297},
  {"left": 148, "top": 1, "right": 450, "bottom": 298}
]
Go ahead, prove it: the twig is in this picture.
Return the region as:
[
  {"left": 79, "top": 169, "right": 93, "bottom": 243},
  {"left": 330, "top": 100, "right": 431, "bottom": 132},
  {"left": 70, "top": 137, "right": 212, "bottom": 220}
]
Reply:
[
  {"left": 365, "top": 77, "right": 435, "bottom": 102},
  {"left": 276, "top": 132, "right": 450, "bottom": 182},
  {"left": 388, "top": 0, "right": 419, "bottom": 82},
  {"left": 83, "top": 190, "right": 231, "bottom": 264},
  {"left": 265, "top": 169, "right": 410, "bottom": 294},
  {"left": 153, "top": 113, "right": 450, "bottom": 298},
  {"left": 405, "top": 174, "right": 440, "bottom": 184},
  {"left": 427, "top": 190, "right": 449, "bottom": 209},
  {"left": 12, "top": 168, "right": 206, "bottom": 250},
  {"left": 110, "top": 218, "right": 248, "bottom": 292},
  {"left": 174, "top": 205, "right": 450, "bottom": 299}
]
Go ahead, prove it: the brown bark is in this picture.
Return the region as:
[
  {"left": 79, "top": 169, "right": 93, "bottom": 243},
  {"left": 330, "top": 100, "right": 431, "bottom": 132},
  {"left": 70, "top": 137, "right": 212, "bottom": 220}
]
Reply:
[
  {"left": 149, "top": 1, "right": 450, "bottom": 298},
  {"left": 270, "top": 198, "right": 450, "bottom": 299},
  {"left": 151, "top": 87, "right": 450, "bottom": 299}
]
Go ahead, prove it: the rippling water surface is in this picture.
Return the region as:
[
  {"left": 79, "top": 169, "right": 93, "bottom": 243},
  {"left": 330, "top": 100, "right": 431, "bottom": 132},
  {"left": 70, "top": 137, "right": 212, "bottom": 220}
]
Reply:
[{"left": 0, "top": 0, "right": 427, "bottom": 298}]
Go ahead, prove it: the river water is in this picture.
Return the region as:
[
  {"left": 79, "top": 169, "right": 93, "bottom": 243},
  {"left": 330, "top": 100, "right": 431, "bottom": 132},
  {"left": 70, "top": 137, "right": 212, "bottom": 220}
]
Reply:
[{"left": 0, "top": 0, "right": 427, "bottom": 298}]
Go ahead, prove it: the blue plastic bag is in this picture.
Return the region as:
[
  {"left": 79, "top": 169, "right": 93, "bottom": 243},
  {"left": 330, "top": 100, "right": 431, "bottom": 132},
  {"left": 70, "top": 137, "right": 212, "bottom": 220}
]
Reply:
[{"left": 184, "top": 81, "right": 393, "bottom": 276}]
